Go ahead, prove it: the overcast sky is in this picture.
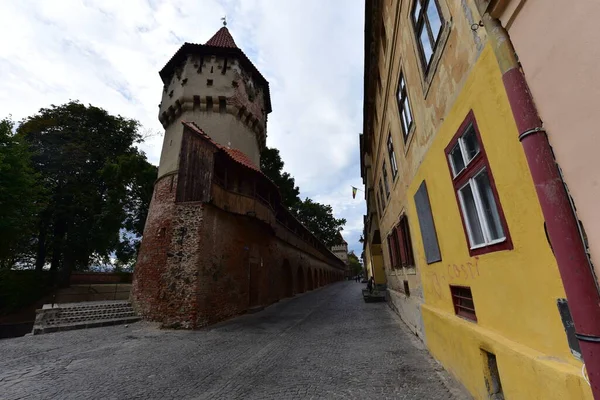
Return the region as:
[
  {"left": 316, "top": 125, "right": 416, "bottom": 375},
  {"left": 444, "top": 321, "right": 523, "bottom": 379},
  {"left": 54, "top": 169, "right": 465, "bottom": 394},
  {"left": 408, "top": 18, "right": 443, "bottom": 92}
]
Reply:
[{"left": 0, "top": 0, "right": 366, "bottom": 255}]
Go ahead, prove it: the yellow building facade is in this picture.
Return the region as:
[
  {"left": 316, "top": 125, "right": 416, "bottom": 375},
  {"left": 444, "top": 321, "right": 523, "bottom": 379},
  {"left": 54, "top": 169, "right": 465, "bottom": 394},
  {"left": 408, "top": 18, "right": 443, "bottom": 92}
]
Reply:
[{"left": 361, "top": 0, "right": 592, "bottom": 398}]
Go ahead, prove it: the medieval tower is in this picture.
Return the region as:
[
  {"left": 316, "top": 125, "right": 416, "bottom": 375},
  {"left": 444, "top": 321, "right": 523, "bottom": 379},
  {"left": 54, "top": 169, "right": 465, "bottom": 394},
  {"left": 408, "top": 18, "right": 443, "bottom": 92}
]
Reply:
[
  {"left": 156, "top": 25, "right": 271, "bottom": 179},
  {"left": 131, "top": 24, "right": 344, "bottom": 329}
]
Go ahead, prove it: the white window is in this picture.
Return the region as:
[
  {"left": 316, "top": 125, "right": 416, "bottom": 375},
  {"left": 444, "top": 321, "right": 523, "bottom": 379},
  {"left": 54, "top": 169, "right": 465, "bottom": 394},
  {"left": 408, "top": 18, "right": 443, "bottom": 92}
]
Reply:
[
  {"left": 448, "top": 124, "right": 506, "bottom": 249},
  {"left": 457, "top": 169, "right": 505, "bottom": 248}
]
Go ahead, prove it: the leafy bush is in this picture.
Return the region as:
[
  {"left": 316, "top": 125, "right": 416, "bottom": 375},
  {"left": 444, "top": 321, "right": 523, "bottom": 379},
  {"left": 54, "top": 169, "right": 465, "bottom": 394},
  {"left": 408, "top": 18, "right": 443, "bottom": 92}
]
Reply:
[{"left": 0, "top": 270, "right": 52, "bottom": 315}]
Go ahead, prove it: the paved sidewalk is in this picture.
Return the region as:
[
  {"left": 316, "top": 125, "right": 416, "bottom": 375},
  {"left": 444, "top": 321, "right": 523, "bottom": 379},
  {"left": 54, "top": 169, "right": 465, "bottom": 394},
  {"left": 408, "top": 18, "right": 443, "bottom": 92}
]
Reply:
[{"left": 0, "top": 281, "right": 468, "bottom": 399}]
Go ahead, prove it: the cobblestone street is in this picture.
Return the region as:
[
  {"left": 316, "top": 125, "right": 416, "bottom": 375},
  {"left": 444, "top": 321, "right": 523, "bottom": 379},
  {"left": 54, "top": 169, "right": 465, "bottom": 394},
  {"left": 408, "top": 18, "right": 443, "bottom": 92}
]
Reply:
[{"left": 0, "top": 282, "right": 467, "bottom": 400}]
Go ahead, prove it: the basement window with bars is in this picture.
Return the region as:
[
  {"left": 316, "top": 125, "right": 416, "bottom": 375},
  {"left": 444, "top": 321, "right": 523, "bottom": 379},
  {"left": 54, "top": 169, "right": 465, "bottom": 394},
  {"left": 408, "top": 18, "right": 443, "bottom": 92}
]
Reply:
[
  {"left": 446, "top": 112, "right": 512, "bottom": 256},
  {"left": 450, "top": 285, "right": 477, "bottom": 322}
]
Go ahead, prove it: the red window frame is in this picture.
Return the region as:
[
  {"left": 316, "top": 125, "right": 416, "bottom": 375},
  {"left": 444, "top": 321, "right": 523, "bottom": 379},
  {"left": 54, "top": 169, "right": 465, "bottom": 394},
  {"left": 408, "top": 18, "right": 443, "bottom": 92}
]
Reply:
[
  {"left": 387, "top": 233, "right": 397, "bottom": 269},
  {"left": 388, "top": 214, "right": 415, "bottom": 270},
  {"left": 450, "top": 285, "right": 477, "bottom": 322},
  {"left": 444, "top": 111, "right": 513, "bottom": 256},
  {"left": 396, "top": 215, "right": 415, "bottom": 267}
]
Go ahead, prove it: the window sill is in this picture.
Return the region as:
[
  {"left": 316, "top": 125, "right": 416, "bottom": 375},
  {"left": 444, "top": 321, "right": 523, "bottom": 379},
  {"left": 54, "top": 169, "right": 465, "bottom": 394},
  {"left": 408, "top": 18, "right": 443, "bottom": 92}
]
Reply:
[
  {"left": 468, "top": 237, "right": 513, "bottom": 257},
  {"left": 469, "top": 237, "right": 506, "bottom": 251}
]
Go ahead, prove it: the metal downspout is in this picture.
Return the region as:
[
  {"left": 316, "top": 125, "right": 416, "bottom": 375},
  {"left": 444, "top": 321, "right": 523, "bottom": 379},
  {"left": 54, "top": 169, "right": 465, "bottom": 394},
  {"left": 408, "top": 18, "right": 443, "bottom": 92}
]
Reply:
[{"left": 482, "top": 13, "right": 600, "bottom": 398}]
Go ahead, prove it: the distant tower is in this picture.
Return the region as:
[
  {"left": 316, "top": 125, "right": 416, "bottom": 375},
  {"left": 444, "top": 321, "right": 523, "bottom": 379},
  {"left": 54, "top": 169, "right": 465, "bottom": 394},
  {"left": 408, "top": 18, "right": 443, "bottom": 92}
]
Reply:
[{"left": 156, "top": 24, "right": 271, "bottom": 178}]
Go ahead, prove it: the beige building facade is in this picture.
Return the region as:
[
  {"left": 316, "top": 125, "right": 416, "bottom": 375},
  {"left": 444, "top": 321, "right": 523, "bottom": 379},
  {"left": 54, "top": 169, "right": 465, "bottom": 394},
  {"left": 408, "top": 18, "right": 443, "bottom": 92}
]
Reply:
[{"left": 361, "top": 0, "right": 598, "bottom": 398}]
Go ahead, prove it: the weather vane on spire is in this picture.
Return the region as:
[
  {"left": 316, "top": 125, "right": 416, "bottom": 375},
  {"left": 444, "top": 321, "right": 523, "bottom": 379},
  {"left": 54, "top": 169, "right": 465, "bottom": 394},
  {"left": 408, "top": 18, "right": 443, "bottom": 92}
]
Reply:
[{"left": 221, "top": 16, "right": 227, "bottom": 26}]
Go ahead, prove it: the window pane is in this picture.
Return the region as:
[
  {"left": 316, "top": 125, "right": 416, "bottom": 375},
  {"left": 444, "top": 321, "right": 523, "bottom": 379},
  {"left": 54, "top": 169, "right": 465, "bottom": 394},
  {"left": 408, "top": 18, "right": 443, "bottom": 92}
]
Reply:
[
  {"left": 459, "top": 183, "right": 485, "bottom": 246},
  {"left": 475, "top": 171, "right": 505, "bottom": 241},
  {"left": 413, "top": 0, "right": 422, "bottom": 22},
  {"left": 401, "top": 108, "right": 409, "bottom": 136},
  {"left": 404, "top": 95, "right": 413, "bottom": 128},
  {"left": 450, "top": 143, "right": 465, "bottom": 175},
  {"left": 419, "top": 24, "right": 434, "bottom": 64},
  {"left": 462, "top": 126, "right": 480, "bottom": 163},
  {"left": 426, "top": 0, "right": 442, "bottom": 40},
  {"left": 383, "top": 163, "right": 390, "bottom": 197}
]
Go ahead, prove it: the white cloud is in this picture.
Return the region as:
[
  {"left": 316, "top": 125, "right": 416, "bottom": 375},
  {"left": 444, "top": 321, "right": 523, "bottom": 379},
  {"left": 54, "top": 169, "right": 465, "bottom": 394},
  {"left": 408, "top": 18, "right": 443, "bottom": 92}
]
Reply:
[{"left": 0, "top": 0, "right": 366, "bottom": 254}]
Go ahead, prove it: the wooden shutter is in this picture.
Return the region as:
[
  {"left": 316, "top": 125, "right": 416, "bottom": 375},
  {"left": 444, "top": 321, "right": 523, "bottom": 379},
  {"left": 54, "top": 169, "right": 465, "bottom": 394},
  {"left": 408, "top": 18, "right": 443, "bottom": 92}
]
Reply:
[
  {"left": 395, "top": 224, "right": 407, "bottom": 267},
  {"left": 400, "top": 216, "right": 415, "bottom": 266},
  {"left": 414, "top": 180, "right": 442, "bottom": 263},
  {"left": 391, "top": 226, "right": 401, "bottom": 268},
  {"left": 387, "top": 234, "right": 396, "bottom": 268}
]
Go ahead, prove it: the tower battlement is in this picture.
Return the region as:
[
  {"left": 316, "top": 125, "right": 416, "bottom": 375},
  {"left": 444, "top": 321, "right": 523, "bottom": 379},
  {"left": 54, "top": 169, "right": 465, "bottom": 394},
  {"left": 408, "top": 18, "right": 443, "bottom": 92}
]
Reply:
[{"left": 155, "top": 28, "right": 271, "bottom": 178}]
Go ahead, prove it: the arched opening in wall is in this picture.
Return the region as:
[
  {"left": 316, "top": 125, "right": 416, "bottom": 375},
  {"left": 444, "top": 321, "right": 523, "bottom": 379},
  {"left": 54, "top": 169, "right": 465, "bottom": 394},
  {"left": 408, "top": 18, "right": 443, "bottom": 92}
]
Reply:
[
  {"left": 315, "top": 270, "right": 320, "bottom": 287},
  {"left": 296, "top": 266, "right": 305, "bottom": 294},
  {"left": 282, "top": 259, "right": 293, "bottom": 298},
  {"left": 317, "top": 270, "right": 322, "bottom": 287},
  {"left": 319, "top": 270, "right": 324, "bottom": 287},
  {"left": 307, "top": 269, "right": 314, "bottom": 291}
]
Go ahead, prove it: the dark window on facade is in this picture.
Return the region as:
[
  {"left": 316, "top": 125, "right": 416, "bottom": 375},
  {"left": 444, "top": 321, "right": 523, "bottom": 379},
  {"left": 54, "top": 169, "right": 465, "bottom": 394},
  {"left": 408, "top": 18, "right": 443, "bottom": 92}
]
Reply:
[
  {"left": 387, "top": 234, "right": 397, "bottom": 269},
  {"left": 376, "top": 192, "right": 383, "bottom": 216},
  {"left": 207, "top": 79, "right": 213, "bottom": 86},
  {"left": 379, "top": 180, "right": 386, "bottom": 210},
  {"left": 445, "top": 111, "right": 512, "bottom": 256},
  {"left": 397, "top": 73, "right": 413, "bottom": 140},
  {"left": 206, "top": 96, "right": 213, "bottom": 111},
  {"left": 411, "top": 0, "right": 444, "bottom": 71},
  {"left": 450, "top": 285, "right": 477, "bottom": 322},
  {"left": 414, "top": 180, "right": 442, "bottom": 263},
  {"left": 395, "top": 215, "right": 415, "bottom": 267},
  {"left": 387, "top": 133, "right": 398, "bottom": 179},
  {"left": 219, "top": 98, "right": 226, "bottom": 113},
  {"left": 403, "top": 280, "right": 410, "bottom": 297},
  {"left": 387, "top": 226, "right": 400, "bottom": 269},
  {"left": 382, "top": 162, "right": 390, "bottom": 198}
]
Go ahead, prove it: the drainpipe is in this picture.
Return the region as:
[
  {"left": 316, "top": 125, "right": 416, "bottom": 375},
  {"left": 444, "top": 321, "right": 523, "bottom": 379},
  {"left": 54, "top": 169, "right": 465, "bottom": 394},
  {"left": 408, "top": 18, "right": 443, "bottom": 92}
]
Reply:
[{"left": 482, "top": 13, "right": 600, "bottom": 398}]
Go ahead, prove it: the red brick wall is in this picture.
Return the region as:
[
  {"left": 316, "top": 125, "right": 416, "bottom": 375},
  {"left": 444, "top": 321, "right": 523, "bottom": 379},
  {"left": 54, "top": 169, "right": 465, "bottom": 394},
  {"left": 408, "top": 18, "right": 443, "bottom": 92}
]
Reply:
[{"left": 132, "top": 166, "right": 345, "bottom": 329}]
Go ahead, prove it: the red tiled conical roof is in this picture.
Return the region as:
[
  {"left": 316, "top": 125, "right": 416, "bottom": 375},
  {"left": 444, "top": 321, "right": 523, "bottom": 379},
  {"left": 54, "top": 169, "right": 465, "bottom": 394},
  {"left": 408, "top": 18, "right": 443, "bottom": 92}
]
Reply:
[{"left": 205, "top": 27, "right": 238, "bottom": 49}]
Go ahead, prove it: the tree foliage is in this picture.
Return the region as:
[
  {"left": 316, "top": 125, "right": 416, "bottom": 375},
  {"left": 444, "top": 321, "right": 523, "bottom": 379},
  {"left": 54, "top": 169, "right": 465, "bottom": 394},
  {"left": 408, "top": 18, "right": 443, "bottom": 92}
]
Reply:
[
  {"left": 12, "top": 101, "right": 156, "bottom": 279},
  {"left": 0, "top": 117, "right": 44, "bottom": 267},
  {"left": 295, "top": 198, "right": 346, "bottom": 247},
  {"left": 260, "top": 147, "right": 346, "bottom": 247},
  {"left": 260, "top": 147, "right": 301, "bottom": 212},
  {"left": 348, "top": 251, "right": 363, "bottom": 276}
]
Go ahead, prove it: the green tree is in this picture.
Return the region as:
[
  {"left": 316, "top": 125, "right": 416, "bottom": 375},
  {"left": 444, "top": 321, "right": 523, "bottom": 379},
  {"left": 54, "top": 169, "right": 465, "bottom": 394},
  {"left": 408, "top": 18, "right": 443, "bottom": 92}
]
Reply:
[
  {"left": 17, "top": 101, "right": 156, "bottom": 279},
  {"left": 348, "top": 250, "right": 363, "bottom": 276},
  {"left": 295, "top": 198, "right": 346, "bottom": 247},
  {"left": 0, "top": 117, "right": 45, "bottom": 267},
  {"left": 260, "top": 147, "right": 301, "bottom": 212},
  {"left": 260, "top": 146, "right": 346, "bottom": 246}
]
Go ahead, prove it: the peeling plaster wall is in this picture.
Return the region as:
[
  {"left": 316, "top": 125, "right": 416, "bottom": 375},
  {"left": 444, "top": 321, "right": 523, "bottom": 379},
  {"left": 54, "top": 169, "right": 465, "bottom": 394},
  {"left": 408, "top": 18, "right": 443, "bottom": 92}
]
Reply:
[{"left": 371, "top": 0, "right": 486, "bottom": 341}]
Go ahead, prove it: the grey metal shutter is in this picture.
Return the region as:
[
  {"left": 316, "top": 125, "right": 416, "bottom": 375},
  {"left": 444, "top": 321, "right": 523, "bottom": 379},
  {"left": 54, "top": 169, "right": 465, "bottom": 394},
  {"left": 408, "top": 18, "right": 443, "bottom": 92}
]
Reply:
[{"left": 414, "top": 180, "right": 441, "bottom": 264}]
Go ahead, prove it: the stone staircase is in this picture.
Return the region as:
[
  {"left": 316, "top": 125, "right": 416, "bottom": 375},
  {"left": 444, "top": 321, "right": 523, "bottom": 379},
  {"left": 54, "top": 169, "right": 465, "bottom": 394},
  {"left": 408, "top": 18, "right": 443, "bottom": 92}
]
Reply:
[{"left": 32, "top": 300, "right": 140, "bottom": 335}]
